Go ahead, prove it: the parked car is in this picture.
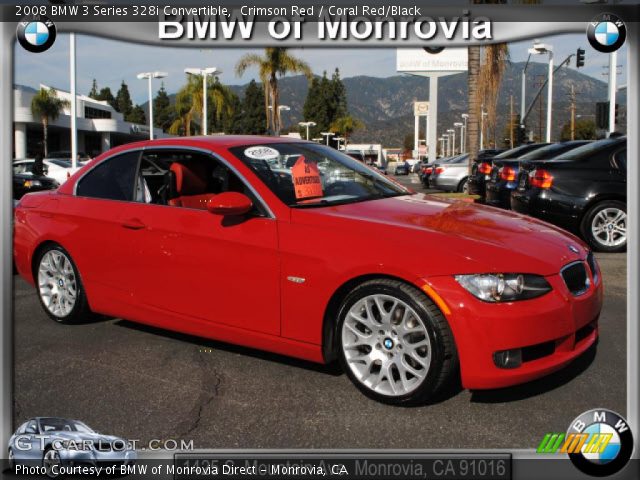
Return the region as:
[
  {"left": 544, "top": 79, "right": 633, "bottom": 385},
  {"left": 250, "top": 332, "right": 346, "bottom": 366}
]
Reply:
[
  {"left": 14, "top": 136, "right": 602, "bottom": 405},
  {"left": 13, "top": 158, "right": 81, "bottom": 185},
  {"left": 428, "top": 154, "right": 470, "bottom": 192},
  {"left": 394, "top": 162, "right": 410, "bottom": 175},
  {"left": 8, "top": 417, "right": 136, "bottom": 471},
  {"left": 511, "top": 136, "right": 626, "bottom": 252},
  {"left": 468, "top": 144, "right": 550, "bottom": 200},
  {"left": 48, "top": 150, "right": 92, "bottom": 164},
  {"left": 486, "top": 141, "right": 591, "bottom": 209},
  {"left": 406, "top": 158, "right": 420, "bottom": 173},
  {"left": 13, "top": 172, "right": 59, "bottom": 200},
  {"left": 418, "top": 160, "right": 436, "bottom": 187}
]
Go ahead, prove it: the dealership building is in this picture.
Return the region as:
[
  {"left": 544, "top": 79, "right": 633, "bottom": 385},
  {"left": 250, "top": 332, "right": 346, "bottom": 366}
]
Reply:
[{"left": 13, "top": 84, "right": 166, "bottom": 159}]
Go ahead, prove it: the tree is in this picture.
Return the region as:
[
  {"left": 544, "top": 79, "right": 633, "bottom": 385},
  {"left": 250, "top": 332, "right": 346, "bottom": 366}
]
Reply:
[
  {"left": 479, "top": 44, "right": 509, "bottom": 147},
  {"left": 30, "top": 87, "right": 70, "bottom": 157},
  {"left": 239, "top": 79, "right": 267, "bottom": 134},
  {"left": 330, "top": 115, "right": 364, "bottom": 146},
  {"left": 302, "top": 70, "right": 348, "bottom": 140},
  {"left": 467, "top": 45, "right": 481, "bottom": 174},
  {"left": 560, "top": 119, "right": 596, "bottom": 141},
  {"left": 153, "top": 83, "right": 173, "bottom": 131},
  {"left": 128, "top": 104, "right": 146, "bottom": 125},
  {"left": 88, "top": 79, "right": 99, "bottom": 99},
  {"left": 96, "top": 87, "right": 117, "bottom": 110},
  {"left": 236, "top": 48, "right": 313, "bottom": 135},
  {"left": 115, "top": 81, "right": 133, "bottom": 118},
  {"left": 169, "top": 86, "right": 195, "bottom": 136}
]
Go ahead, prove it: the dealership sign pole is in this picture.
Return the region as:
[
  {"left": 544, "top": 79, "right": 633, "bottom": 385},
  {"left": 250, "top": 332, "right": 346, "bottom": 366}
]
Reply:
[{"left": 397, "top": 48, "right": 468, "bottom": 163}]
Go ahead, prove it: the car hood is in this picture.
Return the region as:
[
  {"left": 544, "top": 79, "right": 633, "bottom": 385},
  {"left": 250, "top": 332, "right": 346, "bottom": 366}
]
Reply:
[
  {"left": 46, "top": 431, "right": 123, "bottom": 443},
  {"left": 305, "top": 194, "right": 587, "bottom": 276}
]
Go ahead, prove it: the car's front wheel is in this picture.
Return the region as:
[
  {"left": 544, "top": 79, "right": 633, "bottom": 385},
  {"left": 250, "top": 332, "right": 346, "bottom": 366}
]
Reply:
[
  {"left": 35, "top": 244, "right": 93, "bottom": 323},
  {"left": 43, "top": 448, "right": 61, "bottom": 478},
  {"left": 337, "top": 279, "right": 458, "bottom": 405},
  {"left": 8, "top": 448, "right": 15, "bottom": 469},
  {"left": 581, "top": 200, "right": 627, "bottom": 253}
]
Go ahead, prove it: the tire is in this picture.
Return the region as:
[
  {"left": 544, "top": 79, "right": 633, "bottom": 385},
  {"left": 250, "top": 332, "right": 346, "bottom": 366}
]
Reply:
[
  {"left": 34, "top": 244, "right": 94, "bottom": 324},
  {"left": 8, "top": 448, "right": 15, "bottom": 470},
  {"left": 580, "top": 200, "right": 627, "bottom": 253},
  {"left": 43, "top": 448, "right": 61, "bottom": 478},
  {"left": 336, "top": 279, "right": 458, "bottom": 405},
  {"left": 458, "top": 177, "right": 469, "bottom": 193}
]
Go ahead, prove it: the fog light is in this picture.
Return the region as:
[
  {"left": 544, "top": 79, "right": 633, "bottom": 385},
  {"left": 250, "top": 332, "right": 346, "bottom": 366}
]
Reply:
[{"left": 493, "top": 349, "right": 522, "bottom": 369}]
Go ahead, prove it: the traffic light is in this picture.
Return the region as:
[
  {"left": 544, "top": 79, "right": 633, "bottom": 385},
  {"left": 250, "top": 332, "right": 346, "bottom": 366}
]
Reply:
[
  {"left": 596, "top": 102, "right": 609, "bottom": 130},
  {"left": 576, "top": 48, "right": 586, "bottom": 68}
]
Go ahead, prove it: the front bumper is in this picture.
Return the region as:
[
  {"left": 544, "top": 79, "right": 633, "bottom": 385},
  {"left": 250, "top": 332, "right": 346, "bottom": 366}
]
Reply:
[{"left": 425, "top": 265, "right": 603, "bottom": 390}]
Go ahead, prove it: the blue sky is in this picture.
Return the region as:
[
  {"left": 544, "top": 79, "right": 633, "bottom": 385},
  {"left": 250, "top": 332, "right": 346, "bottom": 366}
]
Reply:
[{"left": 14, "top": 33, "right": 627, "bottom": 103}]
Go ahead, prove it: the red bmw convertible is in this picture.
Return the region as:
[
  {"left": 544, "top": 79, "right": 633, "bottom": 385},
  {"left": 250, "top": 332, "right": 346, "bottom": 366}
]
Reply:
[{"left": 13, "top": 136, "right": 603, "bottom": 405}]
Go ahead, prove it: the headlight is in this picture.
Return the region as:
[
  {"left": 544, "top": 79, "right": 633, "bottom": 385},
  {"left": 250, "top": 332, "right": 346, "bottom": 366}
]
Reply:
[{"left": 455, "top": 274, "right": 551, "bottom": 302}]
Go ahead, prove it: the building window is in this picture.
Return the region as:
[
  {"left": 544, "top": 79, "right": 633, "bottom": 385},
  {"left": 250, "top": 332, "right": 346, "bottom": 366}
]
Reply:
[{"left": 84, "top": 106, "right": 111, "bottom": 119}]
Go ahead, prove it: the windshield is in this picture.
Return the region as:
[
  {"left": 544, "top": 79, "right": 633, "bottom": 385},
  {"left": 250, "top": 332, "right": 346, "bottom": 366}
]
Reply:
[
  {"left": 39, "top": 418, "right": 95, "bottom": 433},
  {"left": 552, "top": 137, "right": 626, "bottom": 161},
  {"left": 518, "top": 142, "right": 590, "bottom": 161},
  {"left": 229, "top": 143, "right": 409, "bottom": 208}
]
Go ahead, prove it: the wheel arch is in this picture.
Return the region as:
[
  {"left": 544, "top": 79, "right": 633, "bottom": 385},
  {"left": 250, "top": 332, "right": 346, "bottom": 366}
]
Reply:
[
  {"left": 30, "top": 240, "right": 65, "bottom": 282},
  {"left": 578, "top": 194, "right": 627, "bottom": 229},
  {"left": 321, "top": 273, "right": 452, "bottom": 363}
]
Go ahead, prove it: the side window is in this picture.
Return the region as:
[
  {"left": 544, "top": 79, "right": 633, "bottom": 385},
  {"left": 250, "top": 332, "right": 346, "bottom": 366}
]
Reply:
[
  {"left": 136, "top": 150, "right": 266, "bottom": 216},
  {"left": 76, "top": 152, "right": 139, "bottom": 201}
]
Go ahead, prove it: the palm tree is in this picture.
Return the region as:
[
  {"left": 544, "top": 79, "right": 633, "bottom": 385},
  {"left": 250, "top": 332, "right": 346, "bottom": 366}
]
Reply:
[
  {"left": 235, "top": 48, "right": 312, "bottom": 135},
  {"left": 30, "top": 88, "right": 69, "bottom": 156},
  {"left": 187, "top": 74, "right": 235, "bottom": 134},
  {"left": 479, "top": 44, "right": 509, "bottom": 147},
  {"left": 168, "top": 87, "right": 194, "bottom": 136},
  {"left": 330, "top": 115, "right": 364, "bottom": 147},
  {"left": 467, "top": 46, "right": 481, "bottom": 174}
]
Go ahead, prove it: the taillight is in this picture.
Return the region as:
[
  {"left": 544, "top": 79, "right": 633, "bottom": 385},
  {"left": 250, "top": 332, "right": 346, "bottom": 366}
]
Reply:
[
  {"left": 435, "top": 167, "right": 445, "bottom": 174},
  {"left": 530, "top": 169, "right": 553, "bottom": 189},
  {"left": 499, "top": 166, "right": 517, "bottom": 182},
  {"left": 426, "top": 167, "right": 433, "bottom": 174},
  {"left": 478, "top": 162, "right": 492, "bottom": 174}
]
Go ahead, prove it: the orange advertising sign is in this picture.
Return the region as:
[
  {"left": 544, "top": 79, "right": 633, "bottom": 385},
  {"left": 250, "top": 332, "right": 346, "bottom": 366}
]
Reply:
[{"left": 291, "top": 156, "right": 323, "bottom": 199}]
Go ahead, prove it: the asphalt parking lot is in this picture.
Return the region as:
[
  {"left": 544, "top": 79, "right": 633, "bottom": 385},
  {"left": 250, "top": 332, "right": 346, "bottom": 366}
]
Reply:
[{"left": 12, "top": 174, "right": 627, "bottom": 450}]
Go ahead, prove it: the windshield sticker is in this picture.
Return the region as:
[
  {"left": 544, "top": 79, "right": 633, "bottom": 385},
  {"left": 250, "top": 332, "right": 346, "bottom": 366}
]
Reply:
[
  {"left": 243, "top": 146, "right": 281, "bottom": 160},
  {"left": 291, "top": 156, "right": 323, "bottom": 199}
]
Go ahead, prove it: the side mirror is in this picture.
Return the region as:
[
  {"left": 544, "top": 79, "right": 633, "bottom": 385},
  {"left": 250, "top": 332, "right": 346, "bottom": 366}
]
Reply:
[{"left": 207, "top": 192, "right": 253, "bottom": 216}]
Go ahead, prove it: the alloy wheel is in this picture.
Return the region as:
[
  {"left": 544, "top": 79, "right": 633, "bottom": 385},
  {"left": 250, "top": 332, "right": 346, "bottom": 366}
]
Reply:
[
  {"left": 43, "top": 449, "right": 61, "bottom": 478},
  {"left": 341, "top": 294, "right": 432, "bottom": 397},
  {"left": 38, "top": 250, "right": 77, "bottom": 318},
  {"left": 591, "top": 208, "right": 626, "bottom": 247}
]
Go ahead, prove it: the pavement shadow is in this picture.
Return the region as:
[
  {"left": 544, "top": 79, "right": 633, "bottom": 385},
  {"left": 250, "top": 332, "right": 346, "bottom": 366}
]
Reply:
[
  {"left": 469, "top": 343, "right": 598, "bottom": 404},
  {"left": 113, "top": 320, "right": 344, "bottom": 377}
]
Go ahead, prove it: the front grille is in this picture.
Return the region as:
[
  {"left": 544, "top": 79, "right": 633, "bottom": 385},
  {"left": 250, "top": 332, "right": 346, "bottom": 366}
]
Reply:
[
  {"left": 561, "top": 262, "right": 590, "bottom": 296},
  {"left": 586, "top": 251, "right": 599, "bottom": 283}
]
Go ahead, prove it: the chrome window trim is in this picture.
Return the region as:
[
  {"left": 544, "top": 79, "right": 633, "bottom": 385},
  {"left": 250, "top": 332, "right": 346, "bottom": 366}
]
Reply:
[
  {"left": 560, "top": 260, "right": 591, "bottom": 297},
  {"left": 72, "top": 145, "right": 276, "bottom": 220}
]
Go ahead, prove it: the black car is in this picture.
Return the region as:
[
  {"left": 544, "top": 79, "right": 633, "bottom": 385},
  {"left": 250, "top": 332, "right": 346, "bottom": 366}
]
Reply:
[
  {"left": 511, "top": 136, "right": 626, "bottom": 252},
  {"left": 485, "top": 141, "right": 591, "bottom": 209},
  {"left": 394, "top": 162, "right": 410, "bottom": 175},
  {"left": 468, "top": 144, "right": 549, "bottom": 200},
  {"left": 13, "top": 173, "right": 59, "bottom": 200}
]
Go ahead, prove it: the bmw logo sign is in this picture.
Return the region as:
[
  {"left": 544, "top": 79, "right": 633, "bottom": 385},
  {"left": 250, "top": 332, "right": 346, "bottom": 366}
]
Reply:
[
  {"left": 567, "top": 409, "right": 634, "bottom": 476},
  {"left": 383, "top": 338, "right": 393, "bottom": 350},
  {"left": 16, "top": 16, "right": 57, "bottom": 53},
  {"left": 587, "top": 13, "right": 626, "bottom": 53}
]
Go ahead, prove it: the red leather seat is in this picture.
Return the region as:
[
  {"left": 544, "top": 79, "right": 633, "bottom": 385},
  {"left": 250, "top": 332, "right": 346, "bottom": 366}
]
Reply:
[{"left": 168, "top": 163, "right": 216, "bottom": 210}]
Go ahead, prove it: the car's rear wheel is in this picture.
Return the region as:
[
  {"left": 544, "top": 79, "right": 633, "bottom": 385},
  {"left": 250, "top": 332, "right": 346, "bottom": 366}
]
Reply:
[
  {"left": 581, "top": 200, "right": 627, "bottom": 253},
  {"left": 35, "top": 244, "right": 93, "bottom": 323},
  {"left": 458, "top": 177, "right": 469, "bottom": 193},
  {"left": 337, "top": 279, "right": 457, "bottom": 405}
]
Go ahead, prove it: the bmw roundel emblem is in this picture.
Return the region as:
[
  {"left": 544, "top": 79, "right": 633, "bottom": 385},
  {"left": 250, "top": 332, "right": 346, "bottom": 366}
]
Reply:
[
  {"left": 16, "top": 16, "right": 57, "bottom": 53},
  {"left": 567, "top": 409, "right": 634, "bottom": 477},
  {"left": 383, "top": 338, "right": 393, "bottom": 350},
  {"left": 587, "top": 13, "right": 626, "bottom": 53}
]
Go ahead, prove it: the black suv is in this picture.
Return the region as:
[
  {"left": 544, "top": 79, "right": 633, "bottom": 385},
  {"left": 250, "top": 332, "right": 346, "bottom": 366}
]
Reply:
[
  {"left": 511, "top": 136, "right": 626, "bottom": 252},
  {"left": 468, "top": 144, "right": 548, "bottom": 200},
  {"left": 485, "top": 141, "right": 591, "bottom": 209}
]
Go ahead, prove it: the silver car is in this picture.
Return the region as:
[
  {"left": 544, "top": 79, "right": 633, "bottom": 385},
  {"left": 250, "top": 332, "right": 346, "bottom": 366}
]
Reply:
[
  {"left": 8, "top": 417, "right": 136, "bottom": 473},
  {"left": 429, "top": 154, "right": 470, "bottom": 192}
]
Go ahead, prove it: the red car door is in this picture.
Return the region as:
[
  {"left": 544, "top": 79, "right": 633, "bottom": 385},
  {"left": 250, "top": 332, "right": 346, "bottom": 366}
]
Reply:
[{"left": 121, "top": 150, "right": 281, "bottom": 336}]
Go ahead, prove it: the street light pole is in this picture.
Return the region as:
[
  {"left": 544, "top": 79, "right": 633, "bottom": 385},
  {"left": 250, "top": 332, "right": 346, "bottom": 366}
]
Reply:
[
  {"left": 520, "top": 53, "right": 531, "bottom": 123},
  {"left": 454, "top": 122, "right": 463, "bottom": 155},
  {"left": 298, "top": 121, "right": 316, "bottom": 140},
  {"left": 461, "top": 113, "right": 469, "bottom": 153},
  {"left": 528, "top": 41, "right": 554, "bottom": 143},
  {"left": 137, "top": 72, "right": 168, "bottom": 140},
  {"left": 447, "top": 128, "right": 455, "bottom": 155},
  {"left": 185, "top": 67, "right": 221, "bottom": 136},
  {"left": 480, "top": 110, "right": 487, "bottom": 150},
  {"left": 321, "top": 132, "right": 334, "bottom": 146}
]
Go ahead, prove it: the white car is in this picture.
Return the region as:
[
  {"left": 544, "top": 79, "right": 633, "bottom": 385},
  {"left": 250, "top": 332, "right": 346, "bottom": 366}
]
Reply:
[{"left": 13, "top": 159, "right": 81, "bottom": 185}]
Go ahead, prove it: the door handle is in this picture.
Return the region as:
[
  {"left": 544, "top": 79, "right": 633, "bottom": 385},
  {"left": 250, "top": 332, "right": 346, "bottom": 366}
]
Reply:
[{"left": 122, "top": 218, "right": 146, "bottom": 230}]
